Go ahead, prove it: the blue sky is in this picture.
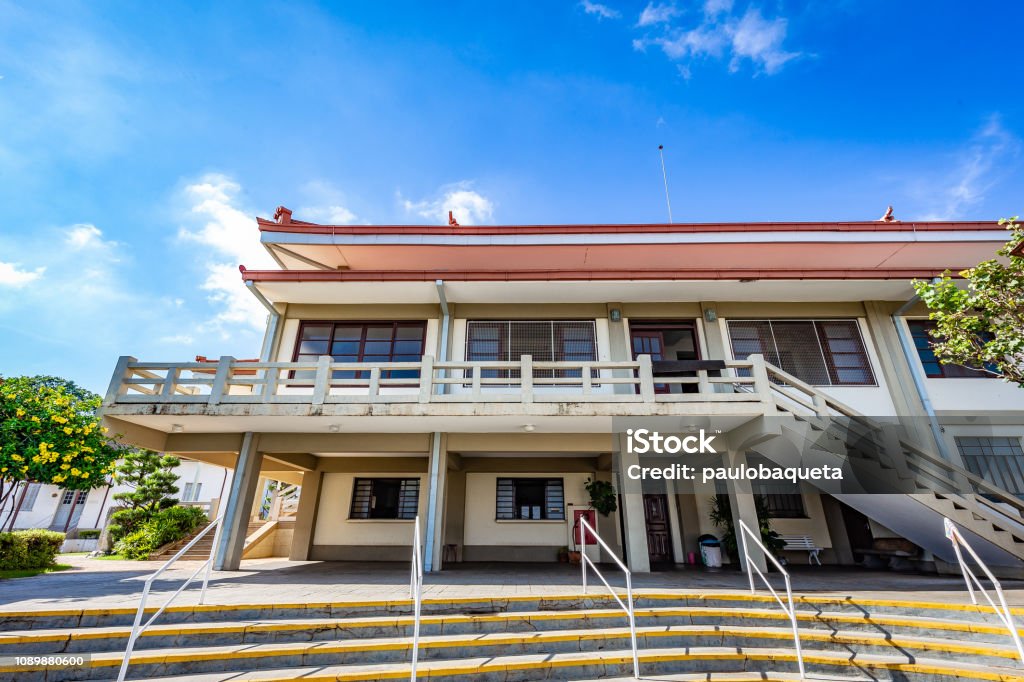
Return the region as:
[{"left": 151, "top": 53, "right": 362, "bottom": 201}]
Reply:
[{"left": 0, "top": 0, "right": 1021, "bottom": 394}]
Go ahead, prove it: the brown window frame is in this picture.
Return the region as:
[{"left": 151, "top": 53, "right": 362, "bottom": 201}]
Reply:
[
  {"left": 292, "top": 320, "right": 428, "bottom": 381},
  {"left": 727, "top": 319, "right": 876, "bottom": 387}
]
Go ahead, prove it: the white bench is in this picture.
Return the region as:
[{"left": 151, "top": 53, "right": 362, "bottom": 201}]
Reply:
[{"left": 779, "top": 535, "right": 822, "bottom": 565}]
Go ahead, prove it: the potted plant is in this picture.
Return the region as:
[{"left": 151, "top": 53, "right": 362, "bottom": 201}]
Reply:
[
  {"left": 584, "top": 478, "right": 617, "bottom": 516},
  {"left": 708, "top": 494, "right": 785, "bottom": 565},
  {"left": 557, "top": 546, "right": 569, "bottom": 563}
]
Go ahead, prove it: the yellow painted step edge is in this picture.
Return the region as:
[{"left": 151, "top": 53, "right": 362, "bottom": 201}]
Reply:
[
  {"left": 0, "top": 625, "right": 1017, "bottom": 673},
  {"left": 3, "top": 606, "right": 1021, "bottom": 645},
  {"left": 2, "top": 591, "right": 1020, "bottom": 619}
]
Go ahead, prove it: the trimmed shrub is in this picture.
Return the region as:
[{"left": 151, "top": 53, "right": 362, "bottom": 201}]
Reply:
[
  {"left": 114, "top": 506, "right": 208, "bottom": 560},
  {"left": 0, "top": 530, "right": 65, "bottom": 570},
  {"left": 107, "top": 507, "right": 149, "bottom": 543},
  {"left": 77, "top": 529, "right": 101, "bottom": 540}
]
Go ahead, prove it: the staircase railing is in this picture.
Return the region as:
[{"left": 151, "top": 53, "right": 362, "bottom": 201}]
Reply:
[
  {"left": 763, "top": 362, "right": 1024, "bottom": 530},
  {"left": 737, "top": 520, "right": 805, "bottom": 679},
  {"left": 117, "top": 514, "right": 224, "bottom": 682},
  {"left": 943, "top": 518, "right": 1024, "bottom": 662},
  {"left": 409, "top": 516, "right": 424, "bottom": 682},
  {"left": 578, "top": 516, "right": 640, "bottom": 679}
]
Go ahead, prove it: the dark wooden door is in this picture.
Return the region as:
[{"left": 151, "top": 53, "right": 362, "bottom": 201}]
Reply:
[
  {"left": 631, "top": 331, "right": 669, "bottom": 393},
  {"left": 839, "top": 500, "right": 873, "bottom": 561},
  {"left": 643, "top": 494, "right": 673, "bottom": 565}
]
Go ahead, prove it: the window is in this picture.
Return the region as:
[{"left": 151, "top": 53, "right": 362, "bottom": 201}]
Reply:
[
  {"left": 465, "top": 321, "right": 598, "bottom": 379},
  {"left": 60, "top": 490, "right": 88, "bottom": 505},
  {"left": 294, "top": 321, "right": 426, "bottom": 380},
  {"left": 907, "top": 320, "right": 997, "bottom": 378},
  {"left": 20, "top": 483, "right": 41, "bottom": 512},
  {"left": 495, "top": 478, "right": 565, "bottom": 520},
  {"left": 182, "top": 482, "right": 202, "bottom": 502},
  {"left": 714, "top": 469, "right": 806, "bottom": 519},
  {"left": 349, "top": 478, "right": 420, "bottom": 519},
  {"left": 728, "top": 320, "right": 874, "bottom": 386},
  {"left": 956, "top": 437, "right": 1024, "bottom": 498}
]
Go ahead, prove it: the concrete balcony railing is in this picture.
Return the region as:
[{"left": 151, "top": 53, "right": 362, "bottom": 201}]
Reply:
[{"left": 103, "top": 354, "right": 773, "bottom": 408}]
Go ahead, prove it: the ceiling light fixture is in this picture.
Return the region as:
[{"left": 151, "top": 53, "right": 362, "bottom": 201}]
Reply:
[
  {"left": 170, "top": 424, "right": 185, "bottom": 433},
  {"left": 522, "top": 424, "right": 536, "bottom": 432},
  {"left": 328, "top": 424, "right": 342, "bottom": 433}
]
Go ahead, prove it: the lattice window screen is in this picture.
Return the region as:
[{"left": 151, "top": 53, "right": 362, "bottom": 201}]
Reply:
[
  {"left": 956, "top": 437, "right": 1024, "bottom": 497},
  {"left": 465, "top": 321, "right": 598, "bottom": 379},
  {"left": 727, "top": 319, "right": 874, "bottom": 386}
]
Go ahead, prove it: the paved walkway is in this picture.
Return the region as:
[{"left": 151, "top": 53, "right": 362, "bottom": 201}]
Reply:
[{"left": 1, "top": 554, "right": 1022, "bottom": 612}]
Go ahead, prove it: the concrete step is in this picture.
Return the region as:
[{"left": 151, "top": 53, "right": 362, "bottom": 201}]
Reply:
[
  {"left": 4, "top": 606, "right": 1021, "bottom": 655},
  {"left": 4, "top": 625, "right": 1021, "bottom": 680},
  {"left": 53, "top": 646, "right": 1024, "bottom": 682},
  {"left": 3, "top": 592, "right": 1020, "bottom": 630}
]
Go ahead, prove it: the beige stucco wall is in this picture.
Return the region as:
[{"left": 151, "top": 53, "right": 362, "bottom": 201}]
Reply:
[
  {"left": 462, "top": 471, "right": 599, "bottom": 560},
  {"left": 313, "top": 472, "right": 428, "bottom": 546}
]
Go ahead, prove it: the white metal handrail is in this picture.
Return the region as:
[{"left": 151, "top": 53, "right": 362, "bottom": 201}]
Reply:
[
  {"left": 943, "top": 517, "right": 1024, "bottom": 662},
  {"left": 409, "top": 516, "right": 424, "bottom": 682},
  {"left": 578, "top": 516, "right": 640, "bottom": 679},
  {"left": 737, "top": 520, "right": 805, "bottom": 679},
  {"left": 117, "top": 514, "right": 224, "bottom": 682}
]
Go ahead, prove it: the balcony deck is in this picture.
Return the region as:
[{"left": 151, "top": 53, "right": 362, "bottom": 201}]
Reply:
[{"left": 101, "top": 355, "right": 778, "bottom": 429}]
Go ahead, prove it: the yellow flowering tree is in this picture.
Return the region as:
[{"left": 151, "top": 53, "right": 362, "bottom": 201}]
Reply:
[{"left": 0, "top": 376, "right": 120, "bottom": 528}]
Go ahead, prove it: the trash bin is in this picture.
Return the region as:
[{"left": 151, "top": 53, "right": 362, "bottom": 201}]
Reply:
[{"left": 698, "top": 534, "right": 722, "bottom": 569}]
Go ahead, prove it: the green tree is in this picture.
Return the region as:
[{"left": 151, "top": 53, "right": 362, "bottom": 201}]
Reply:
[
  {"left": 913, "top": 218, "right": 1024, "bottom": 388},
  {"left": 110, "top": 450, "right": 181, "bottom": 513},
  {"left": 0, "top": 376, "right": 120, "bottom": 528}
]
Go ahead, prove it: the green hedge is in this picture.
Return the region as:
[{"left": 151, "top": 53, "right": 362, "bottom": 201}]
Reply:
[
  {"left": 77, "top": 529, "right": 101, "bottom": 540},
  {"left": 114, "top": 506, "right": 208, "bottom": 560},
  {"left": 0, "top": 530, "right": 65, "bottom": 570}
]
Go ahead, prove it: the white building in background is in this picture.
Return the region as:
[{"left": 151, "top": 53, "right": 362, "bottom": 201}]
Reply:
[{"left": 1, "top": 459, "right": 233, "bottom": 534}]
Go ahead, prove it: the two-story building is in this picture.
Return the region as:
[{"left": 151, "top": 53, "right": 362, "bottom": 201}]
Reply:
[{"left": 100, "top": 211, "right": 1024, "bottom": 576}]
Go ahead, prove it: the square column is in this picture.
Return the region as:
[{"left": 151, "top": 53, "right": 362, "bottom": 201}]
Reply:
[
  {"left": 289, "top": 469, "right": 323, "bottom": 561},
  {"left": 617, "top": 432, "right": 651, "bottom": 573},
  {"left": 424, "top": 432, "right": 448, "bottom": 572},
  {"left": 726, "top": 448, "right": 767, "bottom": 574},
  {"left": 215, "top": 432, "right": 263, "bottom": 571}
]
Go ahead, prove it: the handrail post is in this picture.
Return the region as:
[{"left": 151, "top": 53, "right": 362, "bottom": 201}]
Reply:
[
  {"left": 208, "top": 356, "right": 234, "bottom": 406},
  {"left": 580, "top": 520, "right": 587, "bottom": 594},
  {"left": 738, "top": 520, "right": 804, "bottom": 679},
  {"left": 578, "top": 517, "right": 640, "bottom": 679},
  {"left": 521, "top": 355, "right": 533, "bottom": 404},
  {"left": 312, "top": 355, "right": 331, "bottom": 405},
  {"left": 638, "top": 354, "right": 655, "bottom": 402},
  {"left": 944, "top": 517, "right": 1024, "bottom": 662},
  {"left": 418, "top": 356, "right": 434, "bottom": 403},
  {"left": 104, "top": 355, "right": 136, "bottom": 406},
  {"left": 748, "top": 354, "right": 773, "bottom": 405}
]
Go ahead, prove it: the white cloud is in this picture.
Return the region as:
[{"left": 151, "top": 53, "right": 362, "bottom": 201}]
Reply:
[
  {"left": 634, "top": 4, "right": 800, "bottom": 76},
  {"left": 728, "top": 9, "right": 798, "bottom": 74},
  {"left": 580, "top": 0, "right": 620, "bottom": 20},
  {"left": 638, "top": 3, "right": 682, "bottom": 26},
  {"left": 0, "top": 261, "right": 44, "bottom": 287},
  {"left": 177, "top": 173, "right": 276, "bottom": 334},
  {"left": 66, "top": 223, "right": 103, "bottom": 249},
  {"left": 401, "top": 182, "right": 495, "bottom": 225},
  {"left": 703, "top": 0, "right": 733, "bottom": 17},
  {"left": 913, "top": 116, "right": 1020, "bottom": 221}
]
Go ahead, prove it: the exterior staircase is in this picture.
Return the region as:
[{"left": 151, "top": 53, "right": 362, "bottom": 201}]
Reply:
[
  {"left": 2, "top": 591, "right": 1022, "bottom": 681},
  {"left": 755, "top": 361, "right": 1024, "bottom": 572},
  {"left": 147, "top": 523, "right": 215, "bottom": 561}
]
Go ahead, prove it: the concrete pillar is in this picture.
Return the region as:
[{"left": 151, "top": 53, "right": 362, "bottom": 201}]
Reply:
[
  {"left": 215, "top": 432, "right": 264, "bottom": 571},
  {"left": 617, "top": 432, "right": 651, "bottom": 573},
  {"left": 726, "top": 448, "right": 767, "bottom": 574},
  {"left": 699, "top": 302, "right": 727, "bottom": 361},
  {"left": 289, "top": 469, "right": 323, "bottom": 561},
  {"left": 424, "top": 432, "right": 448, "bottom": 572},
  {"left": 664, "top": 477, "right": 685, "bottom": 564}
]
